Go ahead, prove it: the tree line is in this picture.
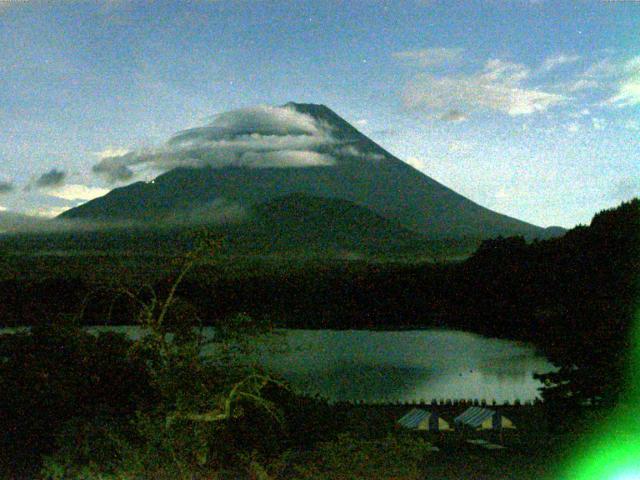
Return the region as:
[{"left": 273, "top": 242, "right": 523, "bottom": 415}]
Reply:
[{"left": 1, "top": 199, "right": 637, "bottom": 407}]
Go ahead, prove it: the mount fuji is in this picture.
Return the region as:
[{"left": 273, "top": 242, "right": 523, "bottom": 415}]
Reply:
[{"left": 59, "top": 103, "right": 560, "bottom": 245}]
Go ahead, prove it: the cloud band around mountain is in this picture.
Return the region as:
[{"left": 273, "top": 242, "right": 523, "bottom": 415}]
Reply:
[{"left": 92, "top": 105, "right": 338, "bottom": 183}]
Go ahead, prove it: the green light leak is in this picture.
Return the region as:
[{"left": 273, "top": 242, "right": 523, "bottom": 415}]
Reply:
[{"left": 559, "top": 309, "right": 640, "bottom": 480}]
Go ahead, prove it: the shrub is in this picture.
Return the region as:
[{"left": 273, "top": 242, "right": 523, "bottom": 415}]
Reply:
[
  {"left": 28, "top": 239, "right": 287, "bottom": 479},
  {"left": 286, "top": 432, "right": 433, "bottom": 480},
  {"left": 0, "top": 319, "right": 155, "bottom": 464}
]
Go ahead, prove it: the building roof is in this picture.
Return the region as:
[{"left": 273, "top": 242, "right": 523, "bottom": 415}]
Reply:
[
  {"left": 397, "top": 408, "right": 431, "bottom": 429},
  {"left": 454, "top": 407, "right": 498, "bottom": 428}
]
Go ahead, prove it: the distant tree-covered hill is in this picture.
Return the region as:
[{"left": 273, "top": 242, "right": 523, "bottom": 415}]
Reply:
[
  {"left": 2, "top": 198, "right": 636, "bottom": 410},
  {"left": 0, "top": 194, "right": 476, "bottom": 258},
  {"left": 449, "top": 198, "right": 640, "bottom": 406}
]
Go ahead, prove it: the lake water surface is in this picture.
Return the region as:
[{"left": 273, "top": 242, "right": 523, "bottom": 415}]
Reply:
[{"left": 86, "top": 327, "right": 554, "bottom": 404}]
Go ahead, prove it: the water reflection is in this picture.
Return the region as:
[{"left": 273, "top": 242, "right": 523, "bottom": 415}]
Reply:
[
  {"left": 283, "top": 364, "right": 433, "bottom": 403},
  {"left": 258, "top": 329, "right": 554, "bottom": 403},
  {"left": 84, "top": 326, "right": 554, "bottom": 403}
]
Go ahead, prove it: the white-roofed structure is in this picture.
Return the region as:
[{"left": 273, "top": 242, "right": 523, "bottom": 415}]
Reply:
[
  {"left": 454, "top": 407, "right": 515, "bottom": 431},
  {"left": 397, "top": 408, "right": 453, "bottom": 432}
]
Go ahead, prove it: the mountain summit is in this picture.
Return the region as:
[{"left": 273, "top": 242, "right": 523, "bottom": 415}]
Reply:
[{"left": 60, "top": 103, "right": 555, "bottom": 240}]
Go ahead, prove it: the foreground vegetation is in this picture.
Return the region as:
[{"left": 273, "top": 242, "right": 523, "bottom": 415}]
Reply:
[
  {"left": 0, "top": 240, "right": 439, "bottom": 479},
  {"left": 0, "top": 313, "right": 440, "bottom": 479},
  {"left": 2, "top": 199, "right": 637, "bottom": 403},
  {"left": 0, "top": 314, "right": 617, "bottom": 479},
  {"left": 0, "top": 198, "right": 637, "bottom": 478}
]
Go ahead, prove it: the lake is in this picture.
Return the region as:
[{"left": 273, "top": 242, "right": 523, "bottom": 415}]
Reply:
[{"left": 86, "top": 327, "right": 554, "bottom": 404}]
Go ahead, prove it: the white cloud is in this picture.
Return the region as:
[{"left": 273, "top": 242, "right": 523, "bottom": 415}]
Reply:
[
  {"left": 354, "top": 119, "right": 368, "bottom": 127},
  {"left": 28, "top": 205, "right": 72, "bottom": 218},
  {"left": 93, "top": 147, "right": 131, "bottom": 160},
  {"left": 540, "top": 54, "right": 581, "bottom": 72},
  {"left": 46, "top": 184, "right": 111, "bottom": 201},
  {"left": 237, "top": 150, "right": 334, "bottom": 168},
  {"left": 495, "top": 187, "right": 510, "bottom": 199},
  {"left": 338, "top": 145, "right": 361, "bottom": 156},
  {"left": 565, "top": 78, "right": 600, "bottom": 92},
  {"left": 567, "top": 122, "right": 581, "bottom": 133},
  {"left": 624, "top": 119, "right": 640, "bottom": 131},
  {"left": 563, "top": 55, "right": 640, "bottom": 106},
  {"left": 481, "top": 59, "right": 530, "bottom": 84},
  {"left": 92, "top": 105, "right": 339, "bottom": 182},
  {"left": 210, "top": 104, "right": 323, "bottom": 137},
  {"left": 95, "top": 147, "right": 131, "bottom": 160},
  {"left": 448, "top": 141, "right": 472, "bottom": 154},
  {"left": 569, "top": 108, "right": 591, "bottom": 119},
  {"left": 603, "top": 56, "right": 640, "bottom": 107},
  {"left": 336, "top": 145, "right": 386, "bottom": 161},
  {"left": 582, "top": 57, "right": 621, "bottom": 79},
  {"left": 591, "top": 117, "right": 606, "bottom": 130},
  {"left": 403, "top": 58, "right": 567, "bottom": 116},
  {"left": 392, "top": 47, "right": 464, "bottom": 67},
  {"left": 607, "top": 75, "right": 640, "bottom": 107},
  {"left": 404, "top": 156, "right": 426, "bottom": 170}
]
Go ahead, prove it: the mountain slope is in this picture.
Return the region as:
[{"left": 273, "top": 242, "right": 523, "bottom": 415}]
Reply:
[
  {"left": 2, "top": 195, "right": 435, "bottom": 257},
  {"left": 60, "top": 103, "right": 557, "bottom": 240},
  {"left": 240, "top": 193, "right": 430, "bottom": 254}
]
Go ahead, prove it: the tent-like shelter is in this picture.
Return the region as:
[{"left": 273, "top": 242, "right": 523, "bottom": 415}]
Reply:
[
  {"left": 397, "top": 408, "right": 453, "bottom": 432},
  {"left": 454, "top": 407, "right": 515, "bottom": 431}
]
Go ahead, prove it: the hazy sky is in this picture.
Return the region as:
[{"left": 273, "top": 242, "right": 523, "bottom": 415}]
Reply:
[{"left": 0, "top": 0, "right": 638, "bottom": 227}]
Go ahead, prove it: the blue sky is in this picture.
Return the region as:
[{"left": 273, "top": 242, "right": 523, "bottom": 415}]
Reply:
[{"left": 0, "top": 0, "right": 638, "bottom": 227}]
